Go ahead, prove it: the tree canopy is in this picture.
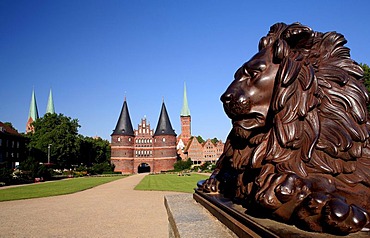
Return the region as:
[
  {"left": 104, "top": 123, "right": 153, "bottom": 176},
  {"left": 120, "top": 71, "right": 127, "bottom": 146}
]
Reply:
[
  {"left": 25, "top": 113, "right": 111, "bottom": 171},
  {"left": 196, "top": 135, "right": 205, "bottom": 144},
  {"left": 77, "top": 135, "right": 110, "bottom": 166},
  {"left": 26, "top": 113, "right": 80, "bottom": 168},
  {"left": 361, "top": 63, "right": 370, "bottom": 92}
]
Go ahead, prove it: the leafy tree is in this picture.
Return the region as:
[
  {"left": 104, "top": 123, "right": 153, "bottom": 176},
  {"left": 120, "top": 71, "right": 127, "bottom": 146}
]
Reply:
[
  {"left": 361, "top": 63, "right": 370, "bottom": 92},
  {"left": 196, "top": 135, "right": 205, "bottom": 144},
  {"left": 26, "top": 113, "right": 80, "bottom": 168},
  {"left": 77, "top": 135, "right": 111, "bottom": 166},
  {"left": 211, "top": 137, "right": 219, "bottom": 144}
]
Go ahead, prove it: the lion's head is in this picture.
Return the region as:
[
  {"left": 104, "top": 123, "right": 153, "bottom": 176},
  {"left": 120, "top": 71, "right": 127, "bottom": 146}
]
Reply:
[{"left": 221, "top": 22, "right": 370, "bottom": 185}]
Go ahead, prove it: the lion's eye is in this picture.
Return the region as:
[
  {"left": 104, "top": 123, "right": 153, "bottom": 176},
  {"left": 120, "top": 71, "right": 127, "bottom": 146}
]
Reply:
[{"left": 250, "top": 71, "right": 259, "bottom": 78}]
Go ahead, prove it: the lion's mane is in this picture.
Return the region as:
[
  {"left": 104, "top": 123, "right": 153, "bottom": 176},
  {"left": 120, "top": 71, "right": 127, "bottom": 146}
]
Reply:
[{"left": 246, "top": 22, "right": 370, "bottom": 187}]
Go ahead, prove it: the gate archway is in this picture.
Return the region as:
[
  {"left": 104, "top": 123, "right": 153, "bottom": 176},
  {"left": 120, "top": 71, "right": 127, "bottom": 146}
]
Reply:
[{"left": 138, "top": 163, "right": 151, "bottom": 173}]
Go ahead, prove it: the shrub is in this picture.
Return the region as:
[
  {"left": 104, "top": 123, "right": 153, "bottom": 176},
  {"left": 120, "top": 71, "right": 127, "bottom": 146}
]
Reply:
[
  {"left": 0, "top": 167, "right": 12, "bottom": 185},
  {"left": 89, "top": 162, "right": 115, "bottom": 175},
  {"left": 173, "top": 158, "right": 192, "bottom": 171}
]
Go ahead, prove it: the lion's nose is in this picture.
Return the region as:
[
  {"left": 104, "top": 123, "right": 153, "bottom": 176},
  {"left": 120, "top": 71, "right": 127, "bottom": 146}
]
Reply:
[{"left": 221, "top": 91, "right": 233, "bottom": 104}]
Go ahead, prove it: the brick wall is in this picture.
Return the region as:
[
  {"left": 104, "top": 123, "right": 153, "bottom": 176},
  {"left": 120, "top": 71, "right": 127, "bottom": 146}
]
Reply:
[
  {"left": 153, "top": 157, "right": 177, "bottom": 173},
  {"left": 180, "top": 116, "right": 191, "bottom": 145},
  {"left": 111, "top": 158, "right": 134, "bottom": 174}
]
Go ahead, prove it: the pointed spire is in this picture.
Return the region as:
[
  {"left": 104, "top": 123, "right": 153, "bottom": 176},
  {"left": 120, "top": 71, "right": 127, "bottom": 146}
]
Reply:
[
  {"left": 28, "top": 88, "right": 39, "bottom": 121},
  {"left": 112, "top": 98, "right": 135, "bottom": 136},
  {"left": 26, "top": 88, "right": 39, "bottom": 133},
  {"left": 154, "top": 101, "right": 176, "bottom": 136},
  {"left": 46, "top": 88, "right": 55, "bottom": 114},
  {"left": 180, "top": 82, "right": 190, "bottom": 116}
]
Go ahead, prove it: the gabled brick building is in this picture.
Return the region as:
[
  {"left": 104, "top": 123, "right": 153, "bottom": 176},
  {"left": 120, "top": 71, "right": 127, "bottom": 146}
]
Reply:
[
  {"left": 178, "top": 137, "right": 223, "bottom": 164},
  {"left": 110, "top": 99, "right": 177, "bottom": 174},
  {"left": 0, "top": 122, "right": 27, "bottom": 169}
]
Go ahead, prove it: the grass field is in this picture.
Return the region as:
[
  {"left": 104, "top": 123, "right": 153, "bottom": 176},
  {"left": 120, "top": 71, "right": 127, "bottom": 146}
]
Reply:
[
  {"left": 0, "top": 176, "right": 126, "bottom": 202},
  {"left": 134, "top": 173, "right": 209, "bottom": 193}
]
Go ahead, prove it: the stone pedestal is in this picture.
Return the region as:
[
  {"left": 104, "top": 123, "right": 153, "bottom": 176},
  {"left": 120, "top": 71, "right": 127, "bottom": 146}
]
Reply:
[
  {"left": 166, "top": 191, "right": 370, "bottom": 237},
  {"left": 164, "top": 194, "right": 237, "bottom": 238},
  {"left": 193, "top": 190, "right": 370, "bottom": 238}
]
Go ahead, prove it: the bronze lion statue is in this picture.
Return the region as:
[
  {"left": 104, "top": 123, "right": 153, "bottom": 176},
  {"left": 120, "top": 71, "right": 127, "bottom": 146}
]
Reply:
[{"left": 201, "top": 22, "right": 370, "bottom": 234}]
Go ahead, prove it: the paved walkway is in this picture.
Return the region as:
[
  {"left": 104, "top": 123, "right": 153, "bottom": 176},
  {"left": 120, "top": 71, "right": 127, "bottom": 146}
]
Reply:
[{"left": 0, "top": 173, "right": 181, "bottom": 238}]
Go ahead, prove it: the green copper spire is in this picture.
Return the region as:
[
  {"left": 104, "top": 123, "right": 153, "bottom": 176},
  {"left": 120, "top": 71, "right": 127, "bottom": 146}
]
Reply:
[
  {"left": 28, "top": 89, "right": 39, "bottom": 121},
  {"left": 180, "top": 82, "right": 190, "bottom": 116},
  {"left": 46, "top": 89, "right": 55, "bottom": 114}
]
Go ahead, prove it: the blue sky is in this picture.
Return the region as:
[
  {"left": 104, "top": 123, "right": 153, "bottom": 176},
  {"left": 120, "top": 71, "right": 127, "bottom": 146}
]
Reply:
[{"left": 1, "top": 0, "right": 369, "bottom": 141}]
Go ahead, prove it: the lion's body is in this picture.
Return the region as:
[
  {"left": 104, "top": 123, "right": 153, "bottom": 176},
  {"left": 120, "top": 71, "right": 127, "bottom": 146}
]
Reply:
[{"left": 203, "top": 23, "right": 370, "bottom": 234}]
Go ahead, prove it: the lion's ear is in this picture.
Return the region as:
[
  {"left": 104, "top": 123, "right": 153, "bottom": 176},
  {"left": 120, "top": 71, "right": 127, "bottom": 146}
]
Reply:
[{"left": 282, "top": 23, "right": 314, "bottom": 49}]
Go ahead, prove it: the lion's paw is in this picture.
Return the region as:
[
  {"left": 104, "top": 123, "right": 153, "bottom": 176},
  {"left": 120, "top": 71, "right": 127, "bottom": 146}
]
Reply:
[
  {"left": 256, "top": 173, "right": 310, "bottom": 212},
  {"left": 201, "top": 175, "right": 220, "bottom": 193},
  {"left": 322, "top": 198, "right": 369, "bottom": 234},
  {"left": 295, "top": 193, "right": 370, "bottom": 234}
]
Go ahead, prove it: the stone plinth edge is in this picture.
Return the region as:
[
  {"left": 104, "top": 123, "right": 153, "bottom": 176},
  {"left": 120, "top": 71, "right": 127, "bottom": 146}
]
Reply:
[{"left": 164, "top": 194, "right": 237, "bottom": 238}]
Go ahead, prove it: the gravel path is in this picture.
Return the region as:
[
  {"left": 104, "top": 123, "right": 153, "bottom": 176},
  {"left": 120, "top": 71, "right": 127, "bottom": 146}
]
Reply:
[{"left": 0, "top": 173, "right": 181, "bottom": 238}]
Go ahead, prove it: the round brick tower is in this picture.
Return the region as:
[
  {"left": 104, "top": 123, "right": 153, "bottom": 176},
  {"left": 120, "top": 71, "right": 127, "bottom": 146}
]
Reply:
[
  {"left": 152, "top": 101, "right": 177, "bottom": 172},
  {"left": 111, "top": 98, "right": 135, "bottom": 174}
]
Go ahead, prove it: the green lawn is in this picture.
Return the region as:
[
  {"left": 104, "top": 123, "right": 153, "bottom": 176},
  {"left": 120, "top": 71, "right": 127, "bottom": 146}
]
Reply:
[
  {"left": 134, "top": 173, "right": 209, "bottom": 193},
  {"left": 0, "top": 176, "right": 126, "bottom": 202}
]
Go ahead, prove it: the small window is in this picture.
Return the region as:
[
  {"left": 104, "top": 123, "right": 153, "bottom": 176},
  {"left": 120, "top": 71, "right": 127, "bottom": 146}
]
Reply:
[
  {"left": 118, "top": 137, "right": 121, "bottom": 142},
  {"left": 162, "top": 137, "right": 166, "bottom": 142}
]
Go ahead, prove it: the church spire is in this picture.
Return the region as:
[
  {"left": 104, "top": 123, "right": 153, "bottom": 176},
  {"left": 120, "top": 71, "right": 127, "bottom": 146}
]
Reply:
[
  {"left": 112, "top": 98, "right": 135, "bottom": 136},
  {"left": 46, "top": 88, "right": 55, "bottom": 114},
  {"left": 26, "top": 88, "right": 39, "bottom": 133},
  {"left": 154, "top": 101, "right": 176, "bottom": 136},
  {"left": 180, "top": 82, "right": 190, "bottom": 116}
]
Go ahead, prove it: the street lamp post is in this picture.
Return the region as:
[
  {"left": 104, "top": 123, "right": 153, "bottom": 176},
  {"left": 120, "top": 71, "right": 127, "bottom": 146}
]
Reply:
[{"left": 47, "top": 144, "right": 52, "bottom": 164}]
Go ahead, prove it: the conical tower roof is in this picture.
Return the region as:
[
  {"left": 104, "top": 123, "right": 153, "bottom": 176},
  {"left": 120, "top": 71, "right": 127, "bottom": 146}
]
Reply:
[
  {"left": 46, "top": 89, "right": 55, "bottom": 114},
  {"left": 154, "top": 101, "right": 176, "bottom": 136},
  {"left": 180, "top": 82, "right": 190, "bottom": 116},
  {"left": 28, "top": 89, "right": 39, "bottom": 121},
  {"left": 112, "top": 98, "right": 135, "bottom": 136}
]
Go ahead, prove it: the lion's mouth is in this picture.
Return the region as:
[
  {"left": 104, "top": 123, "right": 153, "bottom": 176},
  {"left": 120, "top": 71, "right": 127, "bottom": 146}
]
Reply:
[{"left": 232, "top": 113, "right": 266, "bottom": 130}]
